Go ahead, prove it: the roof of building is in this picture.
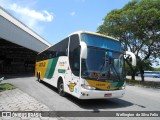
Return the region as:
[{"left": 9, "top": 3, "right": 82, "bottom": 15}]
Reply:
[{"left": 0, "top": 6, "right": 51, "bottom": 48}]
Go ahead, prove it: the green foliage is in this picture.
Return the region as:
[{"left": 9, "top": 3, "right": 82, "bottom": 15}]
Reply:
[
  {"left": 98, "top": 0, "right": 160, "bottom": 80},
  {"left": 0, "top": 83, "right": 16, "bottom": 91},
  {"left": 125, "top": 60, "right": 153, "bottom": 75},
  {"left": 125, "top": 62, "right": 131, "bottom": 75},
  {"left": 153, "top": 68, "right": 160, "bottom": 71},
  {"left": 126, "top": 79, "right": 160, "bottom": 88}
]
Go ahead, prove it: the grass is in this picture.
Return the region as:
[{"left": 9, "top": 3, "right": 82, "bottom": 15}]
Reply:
[
  {"left": 0, "top": 83, "right": 16, "bottom": 91},
  {"left": 126, "top": 79, "right": 160, "bottom": 89}
]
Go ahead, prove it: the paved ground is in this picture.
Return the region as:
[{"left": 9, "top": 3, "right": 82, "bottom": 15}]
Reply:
[
  {"left": 0, "top": 89, "right": 49, "bottom": 111},
  {"left": 1, "top": 77, "right": 160, "bottom": 120},
  {"left": 0, "top": 88, "right": 59, "bottom": 120}
]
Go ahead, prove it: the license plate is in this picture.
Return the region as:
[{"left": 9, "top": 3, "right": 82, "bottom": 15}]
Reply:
[{"left": 104, "top": 93, "right": 112, "bottom": 97}]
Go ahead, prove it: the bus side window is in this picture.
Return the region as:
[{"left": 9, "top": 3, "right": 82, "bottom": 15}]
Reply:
[
  {"left": 47, "top": 37, "right": 69, "bottom": 58},
  {"left": 60, "top": 38, "right": 69, "bottom": 56}
]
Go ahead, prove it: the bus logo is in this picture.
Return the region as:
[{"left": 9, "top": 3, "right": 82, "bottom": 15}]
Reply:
[
  {"left": 39, "top": 62, "right": 46, "bottom": 67},
  {"left": 68, "top": 82, "right": 76, "bottom": 92}
]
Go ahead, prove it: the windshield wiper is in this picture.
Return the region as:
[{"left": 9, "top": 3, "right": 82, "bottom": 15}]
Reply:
[
  {"left": 97, "top": 60, "right": 106, "bottom": 81},
  {"left": 111, "top": 64, "right": 120, "bottom": 81},
  {"left": 97, "top": 57, "right": 120, "bottom": 81}
]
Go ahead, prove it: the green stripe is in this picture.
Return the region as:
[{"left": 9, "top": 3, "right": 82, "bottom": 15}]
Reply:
[
  {"left": 116, "top": 82, "right": 124, "bottom": 87},
  {"left": 58, "top": 69, "right": 66, "bottom": 73},
  {"left": 45, "top": 59, "right": 53, "bottom": 78},
  {"left": 45, "top": 57, "right": 59, "bottom": 79},
  {"left": 110, "top": 82, "right": 124, "bottom": 88},
  {"left": 110, "top": 82, "right": 119, "bottom": 87}
]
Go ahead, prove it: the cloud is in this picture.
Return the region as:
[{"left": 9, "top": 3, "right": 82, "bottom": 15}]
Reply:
[
  {"left": 0, "top": 0, "right": 53, "bottom": 34},
  {"left": 10, "top": 3, "right": 53, "bottom": 22},
  {"left": 70, "top": 11, "right": 76, "bottom": 16}
]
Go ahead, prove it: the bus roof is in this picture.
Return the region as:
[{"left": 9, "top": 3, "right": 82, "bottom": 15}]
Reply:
[
  {"left": 38, "top": 31, "right": 119, "bottom": 55},
  {"left": 69, "top": 31, "right": 119, "bottom": 42}
]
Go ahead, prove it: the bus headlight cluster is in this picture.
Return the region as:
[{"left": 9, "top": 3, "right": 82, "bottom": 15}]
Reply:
[
  {"left": 120, "top": 82, "right": 126, "bottom": 90},
  {"left": 120, "top": 86, "right": 125, "bottom": 90},
  {"left": 81, "top": 84, "right": 96, "bottom": 90}
]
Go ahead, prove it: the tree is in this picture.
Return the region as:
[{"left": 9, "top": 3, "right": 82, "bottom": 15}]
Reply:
[
  {"left": 153, "top": 67, "right": 160, "bottom": 71},
  {"left": 125, "top": 60, "right": 153, "bottom": 76},
  {"left": 97, "top": 0, "right": 160, "bottom": 81}
]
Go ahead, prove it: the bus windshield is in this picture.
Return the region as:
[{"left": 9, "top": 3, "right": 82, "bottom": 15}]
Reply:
[
  {"left": 81, "top": 48, "right": 125, "bottom": 81},
  {"left": 81, "top": 33, "right": 125, "bottom": 81},
  {"left": 81, "top": 33, "right": 121, "bottom": 51}
]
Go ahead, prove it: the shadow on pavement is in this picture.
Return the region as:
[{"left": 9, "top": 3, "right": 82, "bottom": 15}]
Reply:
[
  {"left": 0, "top": 73, "right": 34, "bottom": 80},
  {"left": 41, "top": 80, "right": 58, "bottom": 93},
  {"left": 41, "top": 81, "right": 136, "bottom": 110},
  {"left": 66, "top": 96, "right": 135, "bottom": 110}
]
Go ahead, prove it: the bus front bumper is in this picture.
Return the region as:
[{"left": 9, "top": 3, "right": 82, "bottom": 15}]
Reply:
[{"left": 79, "top": 89, "right": 125, "bottom": 99}]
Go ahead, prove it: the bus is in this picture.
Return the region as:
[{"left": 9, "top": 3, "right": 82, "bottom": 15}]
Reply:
[{"left": 35, "top": 31, "right": 136, "bottom": 99}]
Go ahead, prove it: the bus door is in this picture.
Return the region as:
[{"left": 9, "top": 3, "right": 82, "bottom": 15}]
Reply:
[{"left": 67, "top": 35, "right": 80, "bottom": 94}]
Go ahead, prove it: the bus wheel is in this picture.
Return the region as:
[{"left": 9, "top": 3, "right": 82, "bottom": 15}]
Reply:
[
  {"left": 58, "top": 80, "right": 66, "bottom": 97},
  {"left": 38, "top": 73, "right": 41, "bottom": 83},
  {"left": 37, "top": 73, "right": 39, "bottom": 81}
]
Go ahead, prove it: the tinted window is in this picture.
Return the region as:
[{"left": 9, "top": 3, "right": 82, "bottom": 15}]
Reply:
[
  {"left": 37, "top": 37, "right": 69, "bottom": 62},
  {"left": 69, "top": 34, "right": 80, "bottom": 76},
  {"left": 81, "top": 33, "right": 121, "bottom": 51}
]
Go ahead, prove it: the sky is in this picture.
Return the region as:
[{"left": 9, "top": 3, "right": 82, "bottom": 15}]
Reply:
[
  {"left": 0, "top": 0, "right": 160, "bottom": 68},
  {"left": 0, "top": 0, "right": 132, "bottom": 45}
]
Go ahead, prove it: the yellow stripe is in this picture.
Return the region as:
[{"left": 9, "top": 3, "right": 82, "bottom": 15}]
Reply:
[
  {"left": 35, "top": 60, "right": 49, "bottom": 80},
  {"left": 86, "top": 80, "right": 118, "bottom": 90}
]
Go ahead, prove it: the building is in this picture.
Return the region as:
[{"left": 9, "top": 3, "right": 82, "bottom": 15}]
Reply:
[{"left": 0, "top": 7, "right": 51, "bottom": 75}]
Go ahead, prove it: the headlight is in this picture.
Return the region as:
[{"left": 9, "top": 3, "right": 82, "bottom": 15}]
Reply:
[
  {"left": 120, "top": 82, "right": 126, "bottom": 90},
  {"left": 81, "top": 84, "right": 96, "bottom": 90}
]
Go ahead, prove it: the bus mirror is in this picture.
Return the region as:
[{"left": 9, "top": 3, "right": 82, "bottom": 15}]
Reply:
[
  {"left": 80, "top": 41, "right": 87, "bottom": 59},
  {"left": 124, "top": 51, "right": 136, "bottom": 67}
]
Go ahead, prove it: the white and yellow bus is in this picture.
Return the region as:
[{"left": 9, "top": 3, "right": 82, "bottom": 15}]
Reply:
[{"left": 35, "top": 31, "right": 136, "bottom": 99}]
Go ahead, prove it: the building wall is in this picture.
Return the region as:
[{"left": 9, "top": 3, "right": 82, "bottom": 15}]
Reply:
[
  {"left": 0, "top": 7, "right": 52, "bottom": 75},
  {"left": 0, "top": 7, "right": 51, "bottom": 52}
]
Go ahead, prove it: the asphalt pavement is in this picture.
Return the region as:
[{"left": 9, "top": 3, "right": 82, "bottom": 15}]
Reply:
[{"left": 1, "top": 76, "right": 160, "bottom": 120}]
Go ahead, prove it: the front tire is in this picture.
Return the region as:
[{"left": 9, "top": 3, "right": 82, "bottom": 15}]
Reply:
[{"left": 58, "top": 80, "right": 66, "bottom": 97}]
